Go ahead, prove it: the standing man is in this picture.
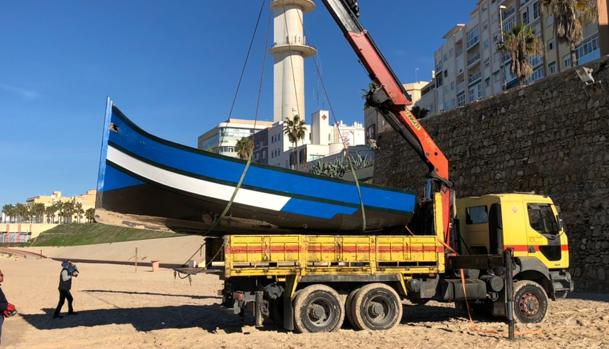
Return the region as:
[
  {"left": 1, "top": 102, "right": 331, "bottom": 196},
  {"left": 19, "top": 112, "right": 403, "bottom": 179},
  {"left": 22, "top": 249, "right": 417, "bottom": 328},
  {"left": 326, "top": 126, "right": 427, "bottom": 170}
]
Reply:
[
  {"left": 0, "top": 270, "right": 17, "bottom": 344},
  {"left": 53, "top": 260, "right": 78, "bottom": 319}
]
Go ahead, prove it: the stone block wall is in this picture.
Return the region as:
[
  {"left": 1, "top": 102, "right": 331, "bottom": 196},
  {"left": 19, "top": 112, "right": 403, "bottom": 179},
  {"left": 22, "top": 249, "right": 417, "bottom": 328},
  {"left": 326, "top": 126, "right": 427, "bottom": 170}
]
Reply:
[{"left": 374, "top": 57, "right": 609, "bottom": 292}]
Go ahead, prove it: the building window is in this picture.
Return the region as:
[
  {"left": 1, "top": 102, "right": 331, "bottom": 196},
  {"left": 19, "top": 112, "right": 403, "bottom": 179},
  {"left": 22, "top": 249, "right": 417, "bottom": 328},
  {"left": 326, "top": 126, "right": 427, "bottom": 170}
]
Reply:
[
  {"left": 504, "top": 17, "right": 515, "bottom": 32},
  {"left": 466, "top": 26, "right": 480, "bottom": 48},
  {"left": 563, "top": 54, "right": 572, "bottom": 68},
  {"left": 530, "top": 66, "right": 545, "bottom": 81},
  {"left": 576, "top": 35, "right": 600, "bottom": 59},
  {"left": 548, "top": 40, "right": 554, "bottom": 51},
  {"left": 457, "top": 91, "right": 465, "bottom": 106},
  {"left": 522, "top": 8, "right": 530, "bottom": 24},
  {"left": 533, "top": 2, "right": 540, "bottom": 19},
  {"left": 468, "top": 83, "right": 481, "bottom": 102},
  {"left": 530, "top": 55, "right": 543, "bottom": 67},
  {"left": 548, "top": 61, "right": 556, "bottom": 74}
]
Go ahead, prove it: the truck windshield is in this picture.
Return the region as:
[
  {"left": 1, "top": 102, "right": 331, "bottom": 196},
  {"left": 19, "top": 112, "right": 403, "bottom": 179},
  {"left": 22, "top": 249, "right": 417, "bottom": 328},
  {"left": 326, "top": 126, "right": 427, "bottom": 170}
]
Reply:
[{"left": 527, "top": 204, "right": 560, "bottom": 236}]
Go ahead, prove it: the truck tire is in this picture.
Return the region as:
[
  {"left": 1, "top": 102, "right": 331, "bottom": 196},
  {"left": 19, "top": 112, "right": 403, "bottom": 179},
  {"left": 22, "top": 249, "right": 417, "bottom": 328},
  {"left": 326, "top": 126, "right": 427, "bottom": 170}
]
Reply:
[
  {"left": 345, "top": 287, "right": 360, "bottom": 328},
  {"left": 293, "top": 284, "right": 344, "bottom": 333},
  {"left": 352, "top": 283, "right": 403, "bottom": 331},
  {"left": 513, "top": 280, "right": 548, "bottom": 323}
]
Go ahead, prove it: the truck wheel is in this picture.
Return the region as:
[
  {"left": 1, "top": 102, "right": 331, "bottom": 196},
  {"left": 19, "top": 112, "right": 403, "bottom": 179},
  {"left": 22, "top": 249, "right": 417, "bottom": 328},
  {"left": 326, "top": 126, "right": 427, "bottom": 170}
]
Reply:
[
  {"left": 293, "top": 284, "right": 344, "bottom": 333},
  {"left": 513, "top": 280, "right": 548, "bottom": 323},
  {"left": 352, "top": 283, "right": 403, "bottom": 331},
  {"left": 345, "top": 287, "right": 360, "bottom": 328}
]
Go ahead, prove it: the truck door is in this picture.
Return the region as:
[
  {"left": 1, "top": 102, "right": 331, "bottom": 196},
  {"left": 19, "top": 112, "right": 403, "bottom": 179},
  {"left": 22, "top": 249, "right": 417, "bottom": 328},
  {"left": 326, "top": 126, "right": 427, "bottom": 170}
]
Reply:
[
  {"left": 526, "top": 203, "right": 563, "bottom": 263},
  {"left": 488, "top": 204, "right": 503, "bottom": 255}
]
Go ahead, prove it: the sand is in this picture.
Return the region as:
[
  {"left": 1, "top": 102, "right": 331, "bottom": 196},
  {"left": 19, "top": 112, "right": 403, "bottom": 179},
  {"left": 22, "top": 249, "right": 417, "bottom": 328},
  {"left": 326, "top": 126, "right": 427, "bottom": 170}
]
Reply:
[{"left": 1, "top": 258, "right": 608, "bottom": 349}]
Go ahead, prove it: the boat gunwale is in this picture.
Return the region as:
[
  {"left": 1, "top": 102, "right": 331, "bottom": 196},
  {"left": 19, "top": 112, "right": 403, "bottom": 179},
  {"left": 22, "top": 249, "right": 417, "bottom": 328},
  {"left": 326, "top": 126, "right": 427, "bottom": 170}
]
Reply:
[{"left": 110, "top": 104, "right": 415, "bottom": 195}]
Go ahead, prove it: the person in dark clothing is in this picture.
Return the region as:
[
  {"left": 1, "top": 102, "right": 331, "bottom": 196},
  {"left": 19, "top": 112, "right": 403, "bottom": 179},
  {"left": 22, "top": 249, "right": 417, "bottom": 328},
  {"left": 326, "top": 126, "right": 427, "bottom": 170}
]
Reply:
[
  {"left": 0, "top": 269, "right": 17, "bottom": 344},
  {"left": 53, "top": 260, "right": 78, "bottom": 319}
]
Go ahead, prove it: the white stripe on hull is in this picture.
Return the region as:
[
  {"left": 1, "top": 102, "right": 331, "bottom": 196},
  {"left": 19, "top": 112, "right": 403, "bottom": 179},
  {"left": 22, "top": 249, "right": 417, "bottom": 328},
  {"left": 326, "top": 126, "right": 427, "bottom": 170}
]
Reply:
[{"left": 107, "top": 146, "right": 291, "bottom": 211}]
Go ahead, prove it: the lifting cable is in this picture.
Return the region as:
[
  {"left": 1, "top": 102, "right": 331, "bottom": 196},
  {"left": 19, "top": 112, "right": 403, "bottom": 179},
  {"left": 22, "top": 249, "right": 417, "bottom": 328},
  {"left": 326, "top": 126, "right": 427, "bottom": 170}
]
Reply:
[
  {"left": 289, "top": 7, "right": 367, "bottom": 231},
  {"left": 176, "top": 0, "right": 269, "bottom": 273}
]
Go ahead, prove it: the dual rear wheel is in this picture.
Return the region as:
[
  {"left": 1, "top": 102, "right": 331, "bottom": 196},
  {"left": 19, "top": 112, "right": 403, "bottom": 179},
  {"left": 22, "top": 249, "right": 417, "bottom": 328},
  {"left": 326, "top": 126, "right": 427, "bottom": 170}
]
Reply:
[{"left": 293, "top": 283, "right": 402, "bottom": 333}]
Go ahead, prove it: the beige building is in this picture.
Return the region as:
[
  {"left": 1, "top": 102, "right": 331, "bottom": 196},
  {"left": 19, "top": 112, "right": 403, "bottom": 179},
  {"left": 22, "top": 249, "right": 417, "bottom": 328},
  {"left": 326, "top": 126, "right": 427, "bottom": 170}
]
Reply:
[
  {"left": 0, "top": 189, "right": 97, "bottom": 242},
  {"left": 24, "top": 189, "right": 96, "bottom": 223},
  {"left": 418, "top": 0, "right": 604, "bottom": 116}
]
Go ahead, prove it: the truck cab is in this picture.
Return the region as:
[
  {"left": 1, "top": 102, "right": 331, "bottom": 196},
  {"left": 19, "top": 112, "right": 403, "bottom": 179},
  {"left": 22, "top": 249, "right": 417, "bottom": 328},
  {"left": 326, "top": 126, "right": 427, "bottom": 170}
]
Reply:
[{"left": 457, "top": 193, "right": 573, "bottom": 300}]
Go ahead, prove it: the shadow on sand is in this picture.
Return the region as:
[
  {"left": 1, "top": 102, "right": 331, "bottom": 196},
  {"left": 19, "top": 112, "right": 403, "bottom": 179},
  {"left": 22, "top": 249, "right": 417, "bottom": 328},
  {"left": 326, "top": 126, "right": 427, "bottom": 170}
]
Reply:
[
  {"left": 81, "top": 289, "right": 222, "bottom": 300},
  {"left": 20, "top": 305, "right": 247, "bottom": 333},
  {"left": 567, "top": 292, "right": 609, "bottom": 302}
]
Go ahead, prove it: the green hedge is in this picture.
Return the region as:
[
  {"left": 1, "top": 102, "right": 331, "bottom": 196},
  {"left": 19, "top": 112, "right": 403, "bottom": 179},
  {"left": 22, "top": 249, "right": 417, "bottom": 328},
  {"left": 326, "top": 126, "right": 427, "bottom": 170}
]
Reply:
[{"left": 30, "top": 223, "right": 184, "bottom": 246}]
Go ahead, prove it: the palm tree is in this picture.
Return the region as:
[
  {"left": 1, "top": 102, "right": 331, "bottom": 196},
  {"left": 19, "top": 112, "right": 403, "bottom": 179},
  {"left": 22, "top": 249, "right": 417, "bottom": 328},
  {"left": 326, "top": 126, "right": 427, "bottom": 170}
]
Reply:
[
  {"left": 2, "top": 204, "right": 15, "bottom": 223},
  {"left": 235, "top": 137, "right": 254, "bottom": 160},
  {"left": 32, "top": 203, "right": 45, "bottom": 223},
  {"left": 45, "top": 205, "right": 57, "bottom": 223},
  {"left": 74, "top": 202, "right": 84, "bottom": 223},
  {"left": 85, "top": 208, "right": 95, "bottom": 223},
  {"left": 542, "top": 0, "right": 598, "bottom": 67},
  {"left": 14, "top": 203, "right": 28, "bottom": 223},
  {"left": 283, "top": 114, "right": 307, "bottom": 169},
  {"left": 500, "top": 24, "right": 543, "bottom": 85},
  {"left": 62, "top": 200, "right": 75, "bottom": 223},
  {"left": 56, "top": 202, "right": 65, "bottom": 223}
]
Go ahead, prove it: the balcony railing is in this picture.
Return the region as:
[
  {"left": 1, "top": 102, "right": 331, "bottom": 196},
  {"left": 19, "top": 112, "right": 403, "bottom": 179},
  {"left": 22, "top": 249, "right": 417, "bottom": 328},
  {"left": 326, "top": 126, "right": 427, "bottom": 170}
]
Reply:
[
  {"left": 466, "top": 36, "right": 480, "bottom": 50},
  {"left": 468, "top": 72, "right": 482, "bottom": 84},
  {"left": 467, "top": 53, "right": 481, "bottom": 67},
  {"left": 503, "top": 7, "right": 516, "bottom": 19},
  {"left": 273, "top": 35, "right": 310, "bottom": 47}
]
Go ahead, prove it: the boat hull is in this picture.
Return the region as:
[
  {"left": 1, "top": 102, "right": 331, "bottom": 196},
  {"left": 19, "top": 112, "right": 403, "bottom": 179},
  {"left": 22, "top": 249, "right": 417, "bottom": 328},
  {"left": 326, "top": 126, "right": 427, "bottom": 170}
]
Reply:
[{"left": 95, "top": 100, "right": 416, "bottom": 235}]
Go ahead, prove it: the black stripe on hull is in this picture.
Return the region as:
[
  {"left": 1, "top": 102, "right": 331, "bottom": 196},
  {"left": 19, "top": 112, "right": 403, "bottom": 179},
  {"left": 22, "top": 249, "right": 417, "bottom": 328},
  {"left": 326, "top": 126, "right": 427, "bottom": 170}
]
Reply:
[{"left": 98, "top": 181, "right": 412, "bottom": 235}]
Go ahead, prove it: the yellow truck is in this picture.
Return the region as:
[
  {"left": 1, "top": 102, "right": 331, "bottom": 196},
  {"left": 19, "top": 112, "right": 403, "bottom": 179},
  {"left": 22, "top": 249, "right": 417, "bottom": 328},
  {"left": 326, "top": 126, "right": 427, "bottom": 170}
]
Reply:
[
  {"left": 196, "top": 0, "right": 575, "bottom": 334},
  {"left": 208, "top": 193, "right": 573, "bottom": 333}
]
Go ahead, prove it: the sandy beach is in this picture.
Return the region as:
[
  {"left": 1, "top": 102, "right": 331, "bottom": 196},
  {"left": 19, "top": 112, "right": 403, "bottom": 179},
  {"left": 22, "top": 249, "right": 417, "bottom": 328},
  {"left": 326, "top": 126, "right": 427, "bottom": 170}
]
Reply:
[{"left": 1, "top": 257, "right": 608, "bottom": 349}]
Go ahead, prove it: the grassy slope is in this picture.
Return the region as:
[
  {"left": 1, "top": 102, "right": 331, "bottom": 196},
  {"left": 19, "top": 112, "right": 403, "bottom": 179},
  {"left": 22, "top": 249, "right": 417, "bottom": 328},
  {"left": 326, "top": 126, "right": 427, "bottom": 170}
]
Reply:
[{"left": 31, "top": 223, "right": 184, "bottom": 246}]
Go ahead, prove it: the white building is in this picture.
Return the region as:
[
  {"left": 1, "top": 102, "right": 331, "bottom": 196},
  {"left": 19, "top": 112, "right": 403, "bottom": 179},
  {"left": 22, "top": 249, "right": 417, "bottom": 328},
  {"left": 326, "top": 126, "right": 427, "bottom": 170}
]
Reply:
[
  {"left": 418, "top": 0, "right": 603, "bottom": 116},
  {"left": 268, "top": 109, "right": 365, "bottom": 169},
  {"left": 197, "top": 119, "right": 273, "bottom": 157}
]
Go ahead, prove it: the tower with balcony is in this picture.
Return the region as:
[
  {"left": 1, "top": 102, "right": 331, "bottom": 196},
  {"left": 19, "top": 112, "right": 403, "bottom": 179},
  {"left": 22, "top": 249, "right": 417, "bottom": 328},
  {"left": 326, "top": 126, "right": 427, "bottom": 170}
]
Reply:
[{"left": 271, "top": 0, "right": 317, "bottom": 123}]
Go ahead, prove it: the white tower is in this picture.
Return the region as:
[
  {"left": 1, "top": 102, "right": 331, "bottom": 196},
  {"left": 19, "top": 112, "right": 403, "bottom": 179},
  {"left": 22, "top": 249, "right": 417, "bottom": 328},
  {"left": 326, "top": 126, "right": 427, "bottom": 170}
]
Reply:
[{"left": 271, "top": 0, "right": 317, "bottom": 123}]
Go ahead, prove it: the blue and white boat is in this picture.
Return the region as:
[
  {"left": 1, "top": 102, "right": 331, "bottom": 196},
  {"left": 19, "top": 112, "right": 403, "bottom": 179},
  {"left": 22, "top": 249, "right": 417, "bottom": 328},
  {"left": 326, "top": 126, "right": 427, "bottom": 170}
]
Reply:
[{"left": 95, "top": 100, "right": 416, "bottom": 234}]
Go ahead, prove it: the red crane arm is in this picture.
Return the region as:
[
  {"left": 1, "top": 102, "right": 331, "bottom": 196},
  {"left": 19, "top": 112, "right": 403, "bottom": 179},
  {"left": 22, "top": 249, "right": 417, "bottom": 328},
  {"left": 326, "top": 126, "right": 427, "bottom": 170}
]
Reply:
[{"left": 321, "top": 0, "right": 453, "bottom": 243}]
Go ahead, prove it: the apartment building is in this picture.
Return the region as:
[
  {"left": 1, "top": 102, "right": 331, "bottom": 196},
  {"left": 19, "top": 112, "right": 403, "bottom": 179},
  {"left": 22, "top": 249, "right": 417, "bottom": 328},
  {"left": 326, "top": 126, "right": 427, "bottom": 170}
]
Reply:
[
  {"left": 418, "top": 0, "right": 604, "bottom": 115},
  {"left": 197, "top": 119, "right": 274, "bottom": 158}
]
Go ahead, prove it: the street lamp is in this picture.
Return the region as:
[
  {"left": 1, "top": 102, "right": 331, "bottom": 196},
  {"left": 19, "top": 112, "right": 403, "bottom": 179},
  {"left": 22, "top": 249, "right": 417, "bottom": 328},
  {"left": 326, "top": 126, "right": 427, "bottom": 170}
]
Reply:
[{"left": 499, "top": 4, "right": 507, "bottom": 91}]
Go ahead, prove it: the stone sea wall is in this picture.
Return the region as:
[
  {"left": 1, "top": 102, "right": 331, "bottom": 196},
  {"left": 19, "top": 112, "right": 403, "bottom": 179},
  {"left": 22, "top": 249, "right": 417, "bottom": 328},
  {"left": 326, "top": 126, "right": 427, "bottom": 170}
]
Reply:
[{"left": 374, "top": 56, "right": 609, "bottom": 291}]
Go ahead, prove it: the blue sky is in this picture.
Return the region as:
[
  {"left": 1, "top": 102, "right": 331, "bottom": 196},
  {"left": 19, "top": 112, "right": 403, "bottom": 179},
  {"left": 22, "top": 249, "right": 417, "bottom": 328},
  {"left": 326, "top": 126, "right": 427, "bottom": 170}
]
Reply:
[{"left": 0, "top": 0, "right": 475, "bottom": 205}]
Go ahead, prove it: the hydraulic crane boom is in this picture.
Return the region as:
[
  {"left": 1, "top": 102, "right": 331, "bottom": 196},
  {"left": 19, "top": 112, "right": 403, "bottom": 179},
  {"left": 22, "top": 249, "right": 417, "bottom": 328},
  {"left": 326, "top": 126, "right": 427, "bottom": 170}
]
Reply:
[{"left": 321, "top": 0, "right": 453, "bottom": 243}]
